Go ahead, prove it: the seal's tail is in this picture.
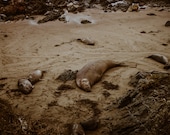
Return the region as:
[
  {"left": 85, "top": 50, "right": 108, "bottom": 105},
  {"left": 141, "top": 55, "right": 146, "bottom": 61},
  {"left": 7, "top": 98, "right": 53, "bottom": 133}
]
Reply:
[{"left": 114, "top": 61, "right": 137, "bottom": 68}]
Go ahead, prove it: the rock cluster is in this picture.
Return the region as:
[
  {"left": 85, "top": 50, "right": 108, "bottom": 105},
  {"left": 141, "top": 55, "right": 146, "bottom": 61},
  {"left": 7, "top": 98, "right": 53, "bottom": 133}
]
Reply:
[{"left": 1, "top": 0, "right": 169, "bottom": 23}]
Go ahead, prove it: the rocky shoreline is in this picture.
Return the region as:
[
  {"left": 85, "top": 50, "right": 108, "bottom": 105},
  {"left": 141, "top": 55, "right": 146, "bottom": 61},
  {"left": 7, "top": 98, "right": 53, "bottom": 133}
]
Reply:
[{"left": 0, "top": 0, "right": 170, "bottom": 23}]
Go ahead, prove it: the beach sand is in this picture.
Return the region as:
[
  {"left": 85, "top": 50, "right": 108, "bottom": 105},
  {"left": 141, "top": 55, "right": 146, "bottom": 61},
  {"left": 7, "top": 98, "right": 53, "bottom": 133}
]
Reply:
[{"left": 0, "top": 6, "right": 170, "bottom": 134}]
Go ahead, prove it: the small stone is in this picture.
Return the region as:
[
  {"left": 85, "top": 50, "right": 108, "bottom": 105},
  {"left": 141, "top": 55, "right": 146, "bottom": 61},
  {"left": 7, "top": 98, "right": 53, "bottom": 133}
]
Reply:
[
  {"left": 81, "top": 19, "right": 91, "bottom": 24},
  {"left": 165, "top": 21, "right": 170, "bottom": 27},
  {"left": 102, "top": 91, "right": 111, "bottom": 98},
  {"left": 161, "top": 43, "right": 168, "bottom": 46},
  {"left": 158, "top": 9, "right": 164, "bottom": 12},
  {"left": 164, "top": 63, "right": 170, "bottom": 70},
  {"left": 140, "top": 31, "right": 146, "bottom": 33},
  {"left": 81, "top": 118, "right": 99, "bottom": 131},
  {"left": 4, "top": 34, "right": 8, "bottom": 37},
  {"left": 147, "top": 13, "right": 156, "bottom": 16},
  {"left": 102, "top": 81, "right": 119, "bottom": 90}
]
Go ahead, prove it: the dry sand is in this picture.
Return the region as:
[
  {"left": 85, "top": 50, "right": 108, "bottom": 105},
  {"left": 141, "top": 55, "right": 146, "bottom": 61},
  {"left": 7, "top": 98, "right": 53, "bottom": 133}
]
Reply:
[{"left": 0, "top": 6, "right": 170, "bottom": 134}]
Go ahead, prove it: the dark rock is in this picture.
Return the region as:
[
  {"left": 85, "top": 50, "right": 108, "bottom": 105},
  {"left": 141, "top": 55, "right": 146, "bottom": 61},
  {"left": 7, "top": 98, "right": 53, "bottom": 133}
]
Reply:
[
  {"left": 147, "top": 12, "right": 156, "bottom": 16},
  {"left": 158, "top": 8, "right": 164, "bottom": 12},
  {"left": 67, "top": 3, "right": 77, "bottom": 13},
  {"left": 140, "top": 31, "right": 146, "bottom": 33},
  {"left": 4, "top": 34, "right": 8, "bottom": 37},
  {"left": 0, "top": 3, "right": 26, "bottom": 16},
  {"left": 165, "top": 21, "right": 170, "bottom": 27},
  {"left": 81, "top": 118, "right": 99, "bottom": 131},
  {"left": 139, "top": 2, "right": 146, "bottom": 6},
  {"left": 128, "top": 71, "right": 150, "bottom": 87},
  {"left": 109, "top": 0, "right": 130, "bottom": 12},
  {"left": 102, "top": 81, "right": 119, "bottom": 90},
  {"left": 13, "top": 14, "right": 26, "bottom": 20},
  {"left": 132, "top": 0, "right": 139, "bottom": 3},
  {"left": 0, "top": 84, "right": 5, "bottom": 90},
  {"left": 0, "top": 98, "right": 23, "bottom": 134},
  {"left": 0, "top": 77, "right": 7, "bottom": 80},
  {"left": 0, "top": 14, "right": 7, "bottom": 21},
  {"left": 121, "top": 7, "right": 128, "bottom": 12},
  {"left": 66, "top": 3, "right": 85, "bottom": 13},
  {"left": 0, "top": 0, "right": 168, "bottom": 23},
  {"left": 117, "top": 89, "right": 138, "bottom": 108},
  {"left": 162, "top": 43, "right": 168, "bottom": 46},
  {"left": 102, "top": 91, "right": 111, "bottom": 98},
  {"left": 164, "top": 63, "right": 170, "bottom": 70},
  {"left": 148, "top": 30, "right": 161, "bottom": 33},
  {"left": 81, "top": 19, "right": 91, "bottom": 24},
  {"left": 57, "top": 84, "right": 75, "bottom": 90},
  {"left": 0, "top": 0, "right": 10, "bottom": 5},
  {"left": 57, "top": 70, "right": 78, "bottom": 82},
  {"left": 38, "top": 11, "right": 63, "bottom": 24}
]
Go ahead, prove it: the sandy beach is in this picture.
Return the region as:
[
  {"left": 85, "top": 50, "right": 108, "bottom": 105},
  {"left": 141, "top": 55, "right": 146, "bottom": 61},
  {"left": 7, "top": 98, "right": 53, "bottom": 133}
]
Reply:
[{"left": 0, "top": 5, "right": 170, "bottom": 134}]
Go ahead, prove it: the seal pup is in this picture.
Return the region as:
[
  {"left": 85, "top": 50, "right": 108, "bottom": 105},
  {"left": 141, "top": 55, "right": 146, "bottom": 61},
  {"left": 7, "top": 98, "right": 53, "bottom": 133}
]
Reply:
[
  {"left": 18, "top": 79, "right": 34, "bottom": 94},
  {"left": 76, "top": 60, "right": 125, "bottom": 92},
  {"left": 72, "top": 123, "right": 85, "bottom": 135},
  {"left": 147, "top": 54, "right": 169, "bottom": 65},
  {"left": 27, "top": 69, "right": 46, "bottom": 84}
]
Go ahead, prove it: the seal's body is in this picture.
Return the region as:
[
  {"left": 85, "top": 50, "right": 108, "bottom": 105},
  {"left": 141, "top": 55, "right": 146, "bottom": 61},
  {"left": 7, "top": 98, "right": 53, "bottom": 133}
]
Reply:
[
  {"left": 28, "top": 70, "right": 45, "bottom": 84},
  {"left": 147, "top": 54, "right": 169, "bottom": 64},
  {"left": 18, "top": 79, "right": 34, "bottom": 94},
  {"left": 76, "top": 60, "right": 124, "bottom": 92}
]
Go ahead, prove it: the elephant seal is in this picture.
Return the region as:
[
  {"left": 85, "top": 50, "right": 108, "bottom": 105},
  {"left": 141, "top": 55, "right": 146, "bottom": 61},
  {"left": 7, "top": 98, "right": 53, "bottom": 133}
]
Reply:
[
  {"left": 18, "top": 79, "right": 34, "bottom": 94},
  {"left": 27, "top": 70, "right": 46, "bottom": 84},
  {"left": 147, "top": 54, "right": 169, "bottom": 65},
  {"left": 76, "top": 60, "right": 125, "bottom": 92}
]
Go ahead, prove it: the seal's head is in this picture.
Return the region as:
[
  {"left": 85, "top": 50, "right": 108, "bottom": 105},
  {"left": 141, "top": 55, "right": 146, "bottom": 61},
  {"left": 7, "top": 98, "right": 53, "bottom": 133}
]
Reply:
[
  {"left": 80, "top": 78, "right": 91, "bottom": 92},
  {"left": 18, "top": 79, "right": 34, "bottom": 94}
]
